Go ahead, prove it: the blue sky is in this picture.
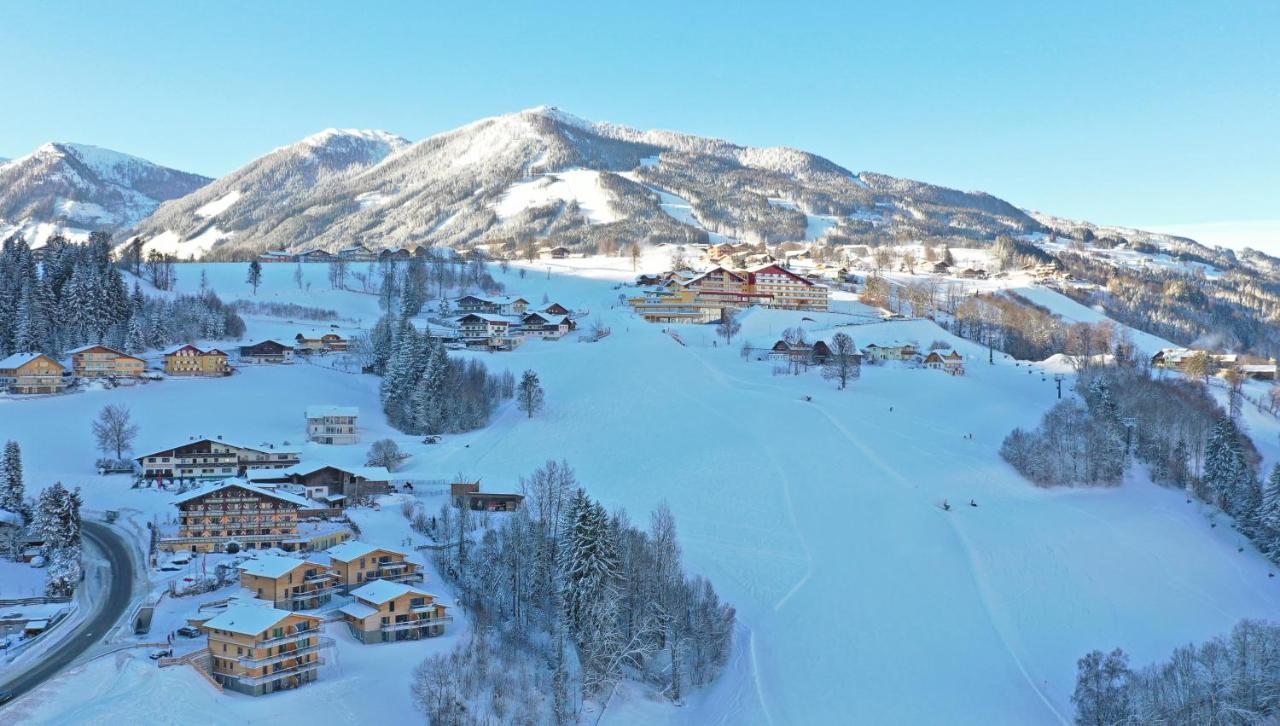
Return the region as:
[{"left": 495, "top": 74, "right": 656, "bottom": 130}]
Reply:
[{"left": 1, "top": 1, "right": 1276, "bottom": 230}]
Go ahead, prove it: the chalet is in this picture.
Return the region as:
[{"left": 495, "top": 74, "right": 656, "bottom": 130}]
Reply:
[
  {"left": 296, "top": 249, "right": 333, "bottom": 263},
  {"left": 455, "top": 295, "right": 530, "bottom": 316},
  {"left": 135, "top": 438, "right": 300, "bottom": 480},
  {"left": 338, "top": 243, "right": 375, "bottom": 261},
  {"left": 201, "top": 604, "right": 328, "bottom": 695},
  {"left": 861, "top": 342, "right": 919, "bottom": 362},
  {"left": 245, "top": 462, "right": 391, "bottom": 502},
  {"left": 682, "top": 267, "right": 747, "bottom": 293},
  {"left": 257, "top": 250, "right": 296, "bottom": 263},
  {"left": 306, "top": 405, "right": 359, "bottom": 445},
  {"left": 923, "top": 349, "right": 965, "bottom": 374},
  {"left": 0, "top": 353, "right": 66, "bottom": 394},
  {"left": 810, "top": 340, "right": 832, "bottom": 364},
  {"left": 378, "top": 247, "right": 413, "bottom": 261},
  {"left": 162, "top": 479, "right": 311, "bottom": 553},
  {"left": 958, "top": 268, "right": 988, "bottom": 280},
  {"left": 238, "top": 555, "right": 340, "bottom": 610},
  {"left": 450, "top": 481, "right": 525, "bottom": 512},
  {"left": 163, "top": 344, "right": 230, "bottom": 377},
  {"left": 455, "top": 313, "right": 523, "bottom": 350},
  {"left": 67, "top": 345, "right": 144, "bottom": 379},
  {"left": 518, "top": 312, "right": 571, "bottom": 339},
  {"left": 238, "top": 340, "right": 295, "bottom": 365},
  {"left": 636, "top": 274, "right": 665, "bottom": 286},
  {"left": 1239, "top": 364, "right": 1278, "bottom": 381},
  {"left": 320, "top": 333, "right": 347, "bottom": 352},
  {"left": 541, "top": 301, "right": 571, "bottom": 317},
  {"left": 339, "top": 580, "right": 450, "bottom": 644},
  {"left": 325, "top": 540, "right": 422, "bottom": 592},
  {"left": 930, "top": 261, "right": 952, "bottom": 274},
  {"left": 539, "top": 246, "right": 571, "bottom": 259},
  {"left": 768, "top": 340, "right": 835, "bottom": 366}
]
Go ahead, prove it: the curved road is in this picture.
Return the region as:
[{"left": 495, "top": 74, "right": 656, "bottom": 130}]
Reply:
[{"left": 0, "top": 520, "right": 135, "bottom": 701}]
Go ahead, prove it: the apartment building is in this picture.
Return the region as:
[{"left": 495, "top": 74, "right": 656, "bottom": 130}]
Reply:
[
  {"left": 67, "top": 345, "right": 145, "bottom": 379},
  {"left": 325, "top": 540, "right": 422, "bottom": 592},
  {"left": 238, "top": 555, "right": 341, "bottom": 610},
  {"left": 163, "top": 344, "right": 230, "bottom": 377},
  {"left": 162, "top": 480, "right": 310, "bottom": 553},
  {"left": 339, "top": 580, "right": 450, "bottom": 644},
  {"left": 305, "top": 406, "right": 359, "bottom": 445},
  {"left": 202, "top": 604, "right": 329, "bottom": 696},
  {"left": 0, "top": 352, "right": 65, "bottom": 394},
  {"left": 135, "top": 438, "right": 300, "bottom": 480}
]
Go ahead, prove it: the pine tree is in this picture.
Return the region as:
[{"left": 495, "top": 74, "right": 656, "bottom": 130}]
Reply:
[
  {"left": 246, "top": 260, "right": 263, "bottom": 294},
  {"left": 0, "top": 441, "right": 26, "bottom": 521},
  {"left": 518, "top": 370, "right": 544, "bottom": 418},
  {"left": 124, "top": 314, "right": 146, "bottom": 354}
]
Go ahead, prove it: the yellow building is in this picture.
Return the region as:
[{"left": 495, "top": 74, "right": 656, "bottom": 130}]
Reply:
[
  {"left": 68, "top": 345, "right": 145, "bottom": 379},
  {"left": 237, "top": 555, "right": 340, "bottom": 610},
  {"left": 325, "top": 540, "right": 422, "bottom": 592},
  {"left": 162, "top": 480, "right": 311, "bottom": 553},
  {"left": 164, "top": 344, "right": 230, "bottom": 376},
  {"left": 339, "top": 580, "right": 450, "bottom": 644},
  {"left": 201, "top": 604, "right": 329, "bottom": 696},
  {"left": 0, "top": 353, "right": 65, "bottom": 394}
]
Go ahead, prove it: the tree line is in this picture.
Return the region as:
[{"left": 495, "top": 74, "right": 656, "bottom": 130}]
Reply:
[
  {"left": 1, "top": 441, "right": 83, "bottom": 597},
  {"left": 408, "top": 461, "right": 735, "bottom": 724},
  {"left": 0, "top": 233, "right": 244, "bottom": 358}
]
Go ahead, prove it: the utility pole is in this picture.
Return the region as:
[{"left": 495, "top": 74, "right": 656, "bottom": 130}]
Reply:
[{"left": 1054, "top": 374, "right": 1065, "bottom": 399}]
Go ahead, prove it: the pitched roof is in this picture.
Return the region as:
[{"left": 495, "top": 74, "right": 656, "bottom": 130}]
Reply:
[
  {"left": 135, "top": 437, "right": 296, "bottom": 461},
  {"left": 339, "top": 601, "right": 378, "bottom": 620},
  {"left": 350, "top": 579, "right": 431, "bottom": 605},
  {"left": 0, "top": 352, "right": 53, "bottom": 369},
  {"left": 237, "top": 554, "right": 318, "bottom": 579},
  {"left": 171, "top": 479, "right": 312, "bottom": 508},
  {"left": 305, "top": 405, "right": 358, "bottom": 418},
  {"left": 201, "top": 603, "right": 302, "bottom": 636},
  {"left": 66, "top": 344, "right": 142, "bottom": 360},
  {"left": 325, "top": 539, "right": 402, "bottom": 562}
]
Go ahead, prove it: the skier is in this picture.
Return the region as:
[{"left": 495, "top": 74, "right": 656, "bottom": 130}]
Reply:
[
  {"left": 969, "top": 499, "right": 977, "bottom": 507},
  {"left": 942, "top": 499, "right": 951, "bottom": 511}
]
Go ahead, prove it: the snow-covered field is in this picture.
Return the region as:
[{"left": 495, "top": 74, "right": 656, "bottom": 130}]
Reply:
[{"left": 3, "top": 256, "right": 1279, "bottom": 725}]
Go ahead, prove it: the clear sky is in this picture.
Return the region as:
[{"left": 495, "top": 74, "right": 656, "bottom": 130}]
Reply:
[{"left": 1, "top": 1, "right": 1276, "bottom": 231}]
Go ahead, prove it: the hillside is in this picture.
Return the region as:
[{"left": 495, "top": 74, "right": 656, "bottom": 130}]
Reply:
[
  {"left": 3, "top": 256, "right": 1279, "bottom": 725},
  {"left": 0, "top": 143, "right": 210, "bottom": 246},
  {"left": 123, "top": 107, "right": 1048, "bottom": 259}
]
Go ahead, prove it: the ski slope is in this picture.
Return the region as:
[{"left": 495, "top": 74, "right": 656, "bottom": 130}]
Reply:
[{"left": 4, "top": 257, "right": 1279, "bottom": 725}]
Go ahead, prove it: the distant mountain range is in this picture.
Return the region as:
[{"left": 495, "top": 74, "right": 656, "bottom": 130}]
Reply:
[
  {"left": 0, "top": 142, "right": 210, "bottom": 246},
  {"left": 0, "top": 107, "right": 1265, "bottom": 269}
]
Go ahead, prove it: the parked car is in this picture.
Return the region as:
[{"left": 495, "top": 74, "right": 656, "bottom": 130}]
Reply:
[
  {"left": 176, "top": 626, "right": 202, "bottom": 638},
  {"left": 149, "top": 649, "right": 172, "bottom": 660}
]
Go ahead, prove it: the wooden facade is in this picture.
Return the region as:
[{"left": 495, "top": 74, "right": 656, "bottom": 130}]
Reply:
[
  {"left": 325, "top": 540, "right": 422, "bottom": 592},
  {"left": 340, "top": 580, "right": 449, "bottom": 644},
  {"left": 162, "top": 481, "right": 310, "bottom": 553},
  {"left": 202, "top": 606, "right": 327, "bottom": 696},
  {"left": 68, "top": 345, "right": 144, "bottom": 379},
  {"left": 0, "top": 353, "right": 65, "bottom": 394},
  {"left": 164, "top": 344, "right": 230, "bottom": 377}
]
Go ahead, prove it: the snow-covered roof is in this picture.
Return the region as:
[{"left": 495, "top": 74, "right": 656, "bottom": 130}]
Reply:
[
  {"left": 1240, "top": 364, "right": 1277, "bottom": 373},
  {"left": 339, "top": 602, "right": 378, "bottom": 620},
  {"left": 171, "top": 479, "right": 313, "bottom": 508},
  {"left": 236, "top": 554, "right": 317, "bottom": 579},
  {"left": 0, "top": 352, "right": 50, "bottom": 369},
  {"left": 456, "top": 313, "right": 518, "bottom": 324},
  {"left": 305, "top": 405, "right": 358, "bottom": 419},
  {"left": 325, "top": 539, "right": 401, "bottom": 562},
  {"left": 201, "top": 603, "right": 298, "bottom": 636},
  {"left": 0, "top": 509, "right": 21, "bottom": 527},
  {"left": 135, "top": 437, "right": 297, "bottom": 460},
  {"left": 66, "top": 344, "right": 140, "bottom": 358},
  {"left": 244, "top": 462, "right": 389, "bottom": 482},
  {"left": 350, "top": 579, "right": 430, "bottom": 605}
]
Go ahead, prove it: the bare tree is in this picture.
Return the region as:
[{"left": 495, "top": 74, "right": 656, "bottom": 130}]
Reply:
[
  {"left": 92, "top": 404, "right": 139, "bottom": 461},
  {"left": 366, "top": 438, "right": 409, "bottom": 471},
  {"left": 716, "top": 308, "right": 741, "bottom": 345},
  {"left": 822, "top": 332, "right": 861, "bottom": 390}
]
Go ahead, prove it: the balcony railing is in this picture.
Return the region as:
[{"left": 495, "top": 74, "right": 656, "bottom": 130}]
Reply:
[
  {"left": 254, "top": 628, "right": 320, "bottom": 649},
  {"left": 221, "top": 658, "right": 323, "bottom": 686},
  {"left": 238, "top": 637, "right": 333, "bottom": 667},
  {"left": 290, "top": 585, "right": 340, "bottom": 602},
  {"left": 381, "top": 616, "right": 452, "bottom": 633},
  {"left": 160, "top": 533, "right": 287, "bottom": 546}
]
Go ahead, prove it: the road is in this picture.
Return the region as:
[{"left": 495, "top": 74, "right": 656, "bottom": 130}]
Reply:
[{"left": 0, "top": 520, "right": 135, "bottom": 702}]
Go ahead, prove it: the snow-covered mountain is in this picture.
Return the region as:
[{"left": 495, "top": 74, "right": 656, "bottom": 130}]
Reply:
[
  {"left": 127, "top": 107, "right": 1046, "bottom": 259},
  {"left": 132, "top": 128, "right": 409, "bottom": 259},
  {"left": 0, "top": 142, "right": 211, "bottom": 246}
]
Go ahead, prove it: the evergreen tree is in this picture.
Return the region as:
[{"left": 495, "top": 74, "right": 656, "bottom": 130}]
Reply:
[
  {"left": 0, "top": 441, "right": 26, "bottom": 521},
  {"left": 518, "top": 370, "right": 544, "bottom": 418},
  {"left": 246, "top": 259, "right": 263, "bottom": 294}
]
